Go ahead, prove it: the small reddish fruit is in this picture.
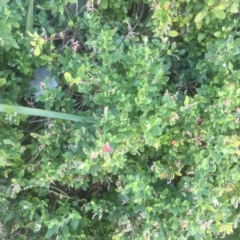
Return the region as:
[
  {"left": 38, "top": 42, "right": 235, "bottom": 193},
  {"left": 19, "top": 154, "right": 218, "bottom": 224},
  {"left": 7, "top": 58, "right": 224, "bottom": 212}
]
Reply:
[
  {"left": 171, "top": 140, "right": 178, "bottom": 146},
  {"left": 163, "top": 4, "right": 170, "bottom": 10},
  {"left": 161, "top": 173, "right": 168, "bottom": 179},
  {"left": 102, "top": 142, "right": 112, "bottom": 152},
  {"left": 197, "top": 117, "right": 203, "bottom": 123}
]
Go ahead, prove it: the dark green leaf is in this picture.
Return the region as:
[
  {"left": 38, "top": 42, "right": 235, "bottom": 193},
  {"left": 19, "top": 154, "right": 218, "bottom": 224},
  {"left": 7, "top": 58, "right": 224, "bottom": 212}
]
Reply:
[
  {"left": 71, "top": 219, "right": 79, "bottom": 231},
  {"left": 5, "top": 212, "right": 15, "bottom": 221},
  {"left": 45, "top": 226, "right": 58, "bottom": 239}
]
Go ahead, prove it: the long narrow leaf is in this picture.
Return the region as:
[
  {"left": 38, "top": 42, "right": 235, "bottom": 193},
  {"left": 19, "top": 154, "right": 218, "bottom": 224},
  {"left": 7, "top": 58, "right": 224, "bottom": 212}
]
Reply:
[
  {"left": 25, "top": 0, "right": 33, "bottom": 36},
  {"left": 0, "top": 104, "right": 96, "bottom": 123}
]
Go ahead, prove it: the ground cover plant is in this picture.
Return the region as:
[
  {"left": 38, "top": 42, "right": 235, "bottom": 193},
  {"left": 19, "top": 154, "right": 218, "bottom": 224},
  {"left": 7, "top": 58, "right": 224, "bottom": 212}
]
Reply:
[{"left": 0, "top": 0, "right": 240, "bottom": 239}]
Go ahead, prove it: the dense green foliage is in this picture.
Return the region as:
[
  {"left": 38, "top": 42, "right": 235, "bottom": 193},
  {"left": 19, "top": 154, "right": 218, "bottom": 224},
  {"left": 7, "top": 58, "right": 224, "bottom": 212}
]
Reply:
[{"left": 0, "top": 0, "right": 240, "bottom": 239}]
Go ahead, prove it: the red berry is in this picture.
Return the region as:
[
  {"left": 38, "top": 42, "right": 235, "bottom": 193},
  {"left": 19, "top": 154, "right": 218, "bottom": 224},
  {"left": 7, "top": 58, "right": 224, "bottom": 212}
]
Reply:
[{"left": 102, "top": 143, "right": 112, "bottom": 152}]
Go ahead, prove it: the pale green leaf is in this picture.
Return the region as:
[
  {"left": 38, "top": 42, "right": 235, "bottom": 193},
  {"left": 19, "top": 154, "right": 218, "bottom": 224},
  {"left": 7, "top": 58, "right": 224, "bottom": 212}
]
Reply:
[
  {"left": 3, "top": 139, "right": 15, "bottom": 145},
  {"left": 230, "top": 3, "right": 239, "bottom": 13},
  {"left": 228, "top": 62, "right": 233, "bottom": 71},
  {"left": 184, "top": 96, "right": 190, "bottom": 106},
  {"left": 213, "top": 10, "right": 225, "bottom": 19},
  {"left": 207, "top": 0, "right": 215, "bottom": 6},
  {"left": 64, "top": 72, "right": 72, "bottom": 82},
  {"left": 168, "top": 31, "right": 179, "bottom": 37},
  {"left": 34, "top": 46, "right": 40, "bottom": 56},
  {"left": 0, "top": 149, "right": 5, "bottom": 157},
  {"left": 195, "top": 20, "right": 202, "bottom": 30},
  {"left": 233, "top": 38, "right": 240, "bottom": 48},
  {"left": 144, "top": 131, "right": 153, "bottom": 145},
  {"left": 67, "top": 0, "right": 77, "bottom": 3},
  {"left": 214, "top": 31, "right": 222, "bottom": 38},
  {"left": 162, "top": 189, "right": 169, "bottom": 196},
  {"left": 0, "top": 78, "right": 6, "bottom": 87},
  {"left": 0, "top": 0, "right": 9, "bottom": 6},
  {"left": 194, "top": 10, "right": 207, "bottom": 23}
]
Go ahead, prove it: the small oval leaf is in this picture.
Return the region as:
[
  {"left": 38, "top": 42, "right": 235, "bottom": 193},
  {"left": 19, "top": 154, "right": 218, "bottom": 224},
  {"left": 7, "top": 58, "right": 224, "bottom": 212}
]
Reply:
[
  {"left": 34, "top": 46, "right": 40, "bottom": 56},
  {"left": 194, "top": 10, "right": 207, "bottom": 23},
  {"left": 0, "top": 78, "right": 6, "bottom": 87},
  {"left": 64, "top": 72, "right": 72, "bottom": 82},
  {"left": 168, "top": 30, "right": 179, "bottom": 37}
]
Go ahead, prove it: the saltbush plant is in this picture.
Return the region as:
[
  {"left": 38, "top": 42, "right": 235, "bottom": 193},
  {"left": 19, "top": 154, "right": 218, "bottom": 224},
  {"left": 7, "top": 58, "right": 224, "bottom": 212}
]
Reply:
[{"left": 0, "top": 0, "right": 240, "bottom": 239}]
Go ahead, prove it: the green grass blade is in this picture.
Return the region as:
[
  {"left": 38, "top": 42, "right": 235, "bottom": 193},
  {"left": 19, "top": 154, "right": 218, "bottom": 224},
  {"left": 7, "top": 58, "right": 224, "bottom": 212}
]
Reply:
[
  {"left": 0, "top": 104, "right": 96, "bottom": 123},
  {"left": 25, "top": 0, "right": 33, "bottom": 36}
]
